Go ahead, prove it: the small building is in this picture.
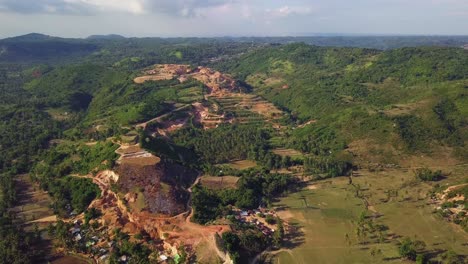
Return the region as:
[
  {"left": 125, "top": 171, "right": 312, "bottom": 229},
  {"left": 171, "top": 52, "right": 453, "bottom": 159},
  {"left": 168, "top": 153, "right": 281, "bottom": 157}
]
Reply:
[
  {"left": 86, "top": 241, "right": 96, "bottom": 247},
  {"left": 160, "top": 255, "right": 168, "bottom": 261},
  {"left": 119, "top": 255, "right": 128, "bottom": 262}
]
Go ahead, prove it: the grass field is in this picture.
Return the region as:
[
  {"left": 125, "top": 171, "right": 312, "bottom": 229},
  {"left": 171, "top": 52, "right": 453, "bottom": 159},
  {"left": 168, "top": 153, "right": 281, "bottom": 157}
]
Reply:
[{"left": 272, "top": 165, "right": 468, "bottom": 264}]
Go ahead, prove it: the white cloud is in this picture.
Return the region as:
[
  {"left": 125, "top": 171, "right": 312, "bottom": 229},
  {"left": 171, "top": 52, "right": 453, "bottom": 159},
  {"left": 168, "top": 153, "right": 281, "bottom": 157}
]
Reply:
[
  {"left": 0, "top": 0, "right": 238, "bottom": 16},
  {"left": 266, "top": 5, "right": 314, "bottom": 18},
  {"left": 63, "top": 0, "right": 145, "bottom": 14}
]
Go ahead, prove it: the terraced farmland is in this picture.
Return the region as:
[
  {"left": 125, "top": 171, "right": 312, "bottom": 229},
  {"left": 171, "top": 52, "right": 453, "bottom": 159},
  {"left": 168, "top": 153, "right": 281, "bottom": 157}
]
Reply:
[{"left": 208, "top": 93, "right": 284, "bottom": 125}]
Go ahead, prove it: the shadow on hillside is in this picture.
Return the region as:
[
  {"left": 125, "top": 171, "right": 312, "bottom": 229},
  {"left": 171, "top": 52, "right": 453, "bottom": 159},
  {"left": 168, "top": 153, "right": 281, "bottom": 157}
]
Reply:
[
  {"left": 383, "top": 256, "right": 401, "bottom": 261},
  {"left": 282, "top": 222, "right": 305, "bottom": 249},
  {"left": 421, "top": 249, "right": 449, "bottom": 260},
  {"left": 14, "top": 177, "right": 34, "bottom": 207}
]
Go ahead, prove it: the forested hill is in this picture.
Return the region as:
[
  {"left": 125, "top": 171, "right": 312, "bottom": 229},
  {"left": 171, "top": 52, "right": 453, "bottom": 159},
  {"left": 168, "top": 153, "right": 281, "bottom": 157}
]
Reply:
[
  {"left": 17, "top": 41, "right": 468, "bottom": 163},
  {"left": 230, "top": 35, "right": 468, "bottom": 50},
  {"left": 0, "top": 34, "right": 98, "bottom": 63},
  {"left": 1, "top": 33, "right": 468, "bottom": 64},
  {"left": 215, "top": 44, "right": 468, "bottom": 161}
]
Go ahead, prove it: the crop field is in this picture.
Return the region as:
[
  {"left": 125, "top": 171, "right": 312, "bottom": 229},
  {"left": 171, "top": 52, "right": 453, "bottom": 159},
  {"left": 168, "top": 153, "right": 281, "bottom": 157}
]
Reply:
[
  {"left": 208, "top": 93, "right": 283, "bottom": 125},
  {"left": 224, "top": 160, "right": 257, "bottom": 170},
  {"left": 272, "top": 148, "right": 304, "bottom": 158},
  {"left": 213, "top": 95, "right": 265, "bottom": 124},
  {"left": 272, "top": 165, "right": 468, "bottom": 264},
  {"left": 200, "top": 176, "right": 239, "bottom": 190}
]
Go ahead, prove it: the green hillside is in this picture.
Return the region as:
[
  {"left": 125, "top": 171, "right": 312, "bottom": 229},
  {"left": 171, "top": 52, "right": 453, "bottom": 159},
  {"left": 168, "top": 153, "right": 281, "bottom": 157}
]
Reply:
[
  {"left": 216, "top": 44, "right": 468, "bottom": 161},
  {"left": 1, "top": 37, "right": 467, "bottom": 263}
]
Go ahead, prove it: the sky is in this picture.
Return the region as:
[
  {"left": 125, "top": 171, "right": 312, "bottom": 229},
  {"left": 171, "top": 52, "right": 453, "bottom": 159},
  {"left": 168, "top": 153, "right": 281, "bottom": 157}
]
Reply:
[{"left": 0, "top": 0, "right": 467, "bottom": 38}]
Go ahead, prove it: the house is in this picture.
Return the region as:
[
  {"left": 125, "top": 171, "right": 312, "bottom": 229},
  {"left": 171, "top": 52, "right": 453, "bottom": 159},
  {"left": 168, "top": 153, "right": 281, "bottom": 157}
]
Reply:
[
  {"left": 71, "top": 227, "right": 81, "bottom": 235},
  {"left": 160, "top": 255, "right": 168, "bottom": 261},
  {"left": 119, "top": 255, "right": 128, "bottom": 262},
  {"left": 86, "top": 241, "right": 95, "bottom": 248},
  {"left": 74, "top": 234, "right": 82, "bottom": 241}
]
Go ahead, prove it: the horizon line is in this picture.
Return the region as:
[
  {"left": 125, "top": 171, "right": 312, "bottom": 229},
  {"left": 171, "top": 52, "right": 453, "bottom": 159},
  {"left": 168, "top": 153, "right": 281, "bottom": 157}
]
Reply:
[{"left": 3, "top": 32, "right": 468, "bottom": 40}]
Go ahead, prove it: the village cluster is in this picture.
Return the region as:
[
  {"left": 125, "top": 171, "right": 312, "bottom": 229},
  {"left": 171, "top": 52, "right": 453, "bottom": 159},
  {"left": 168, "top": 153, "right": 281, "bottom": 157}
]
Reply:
[
  {"left": 232, "top": 208, "right": 278, "bottom": 236},
  {"left": 68, "top": 219, "right": 176, "bottom": 263}
]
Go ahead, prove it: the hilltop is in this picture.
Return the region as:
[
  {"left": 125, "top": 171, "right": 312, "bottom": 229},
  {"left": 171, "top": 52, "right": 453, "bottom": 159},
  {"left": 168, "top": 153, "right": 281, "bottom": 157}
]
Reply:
[{"left": 87, "top": 34, "right": 126, "bottom": 40}]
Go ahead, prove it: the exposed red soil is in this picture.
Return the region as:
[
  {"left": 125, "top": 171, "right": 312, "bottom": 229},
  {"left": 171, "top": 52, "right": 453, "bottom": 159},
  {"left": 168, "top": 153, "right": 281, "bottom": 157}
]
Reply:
[
  {"left": 87, "top": 145, "right": 231, "bottom": 260},
  {"left": 134, "top": 64, "right": 240, "bottom": 95}
]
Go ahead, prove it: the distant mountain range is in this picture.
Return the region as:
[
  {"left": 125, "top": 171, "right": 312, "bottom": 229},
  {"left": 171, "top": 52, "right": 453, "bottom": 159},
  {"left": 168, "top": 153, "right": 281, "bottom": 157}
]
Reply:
[
  {"left": 86, "top": 34, "right": 127, "bottom": 40},
  {"left": 1, "top": 33, "right": 467, "bottom": 64}
]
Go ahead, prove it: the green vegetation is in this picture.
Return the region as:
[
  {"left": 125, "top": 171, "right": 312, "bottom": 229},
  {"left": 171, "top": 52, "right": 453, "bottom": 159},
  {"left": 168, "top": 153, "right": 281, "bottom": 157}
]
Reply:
[
  {"left": 171, "top": 124, "right": 296, "bottom": 170},
  {"left": 32, "top": 141, "right": 118, "bottom": 177},
  {"left": 47, "top": 177, "right": 100, "bottom": 215},
  {"left": 0, "top": 64, "right": 62, "bottom": 262},
  {"left": 1, "top": 35, "right": 467, "bottom": 263},
  {"left": 221, "top": 229, "right": 268, "bottom": 264},
  {"left": 218, "top": 43, "right": 468, "bottom": 159},
  {"left": 30, "top": 141, "right": 116, "bottom": 215},
  {"left": 398, "top": 237, "right": 425, "bottom": 261},
  {"left": 414, "top": 167, "right": 443, "bottom": 181}
]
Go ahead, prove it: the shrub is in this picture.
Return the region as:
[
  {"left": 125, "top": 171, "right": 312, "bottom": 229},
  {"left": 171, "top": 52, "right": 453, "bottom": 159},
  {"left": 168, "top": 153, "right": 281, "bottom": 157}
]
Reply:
[
  {"left": 414, "top": 168, "right": 443, "bottom": 181},
  {"left": 399, "top": 237, "right": 417, "bottom": 260},
  {"left": 265, "top": 215, "right": 276, "bottom": 225}
]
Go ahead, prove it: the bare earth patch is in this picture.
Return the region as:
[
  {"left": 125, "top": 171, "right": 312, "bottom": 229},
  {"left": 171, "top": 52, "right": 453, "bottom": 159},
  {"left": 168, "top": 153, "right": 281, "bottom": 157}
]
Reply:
[{"left": 134, "top": 75, "right": 173, "bottom": 84}]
